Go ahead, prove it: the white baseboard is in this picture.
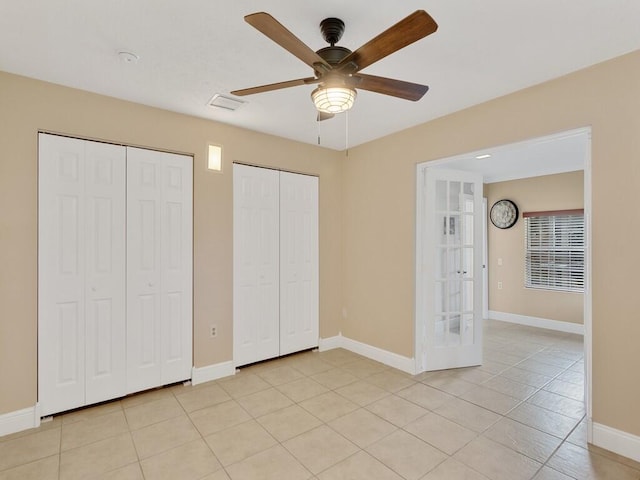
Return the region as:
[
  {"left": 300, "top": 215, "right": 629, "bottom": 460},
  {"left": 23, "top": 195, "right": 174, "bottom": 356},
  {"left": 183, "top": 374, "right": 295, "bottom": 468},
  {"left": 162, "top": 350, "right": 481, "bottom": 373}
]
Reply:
[
  {"left": 0, "top": 404, "right": 41, "bottom": 438},
  {"left": 191, "top": 361, "right": 235, "bottom": 386},
  {"left": 318, "top": 335, "right": 343, "bottom": 351},
  {"left": 592, "top": 421, "right": 640, "bottom": 463},
  {"left": 319, "top": 334, "right": 416, "bottom": 375},
  {"left": 489, "top": 310, "right": 584, "bottom": 335}
]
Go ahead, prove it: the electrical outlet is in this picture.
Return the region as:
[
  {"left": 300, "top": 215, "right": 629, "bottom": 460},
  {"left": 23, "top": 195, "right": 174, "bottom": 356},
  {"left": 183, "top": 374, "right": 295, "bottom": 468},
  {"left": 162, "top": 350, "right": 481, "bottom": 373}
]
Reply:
[
  {"left": 498, "top": 281, "right": 503, "bottom": 290},
  {"left": 210, "top": 325, "right": 217, "bottom": 338}
]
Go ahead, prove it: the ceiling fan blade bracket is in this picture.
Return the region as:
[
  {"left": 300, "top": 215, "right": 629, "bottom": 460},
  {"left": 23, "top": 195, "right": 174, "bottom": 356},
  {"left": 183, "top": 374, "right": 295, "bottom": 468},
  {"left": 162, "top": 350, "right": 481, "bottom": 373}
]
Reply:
[
  {"left": 313, "top": 62, "right": 332, "bottom": 77},
  {"left": 346, "top": 76, "right": 362, "bottom": 87},
  {"left": 337, "top": 61, "right": 359, "bottom": 75}
]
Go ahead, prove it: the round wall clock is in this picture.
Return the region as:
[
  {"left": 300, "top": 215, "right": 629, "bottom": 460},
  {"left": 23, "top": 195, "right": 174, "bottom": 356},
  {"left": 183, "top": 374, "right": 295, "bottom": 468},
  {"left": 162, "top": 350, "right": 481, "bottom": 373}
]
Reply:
[{"left": 490, "top": 199, "right": 519, "bottom": 229}]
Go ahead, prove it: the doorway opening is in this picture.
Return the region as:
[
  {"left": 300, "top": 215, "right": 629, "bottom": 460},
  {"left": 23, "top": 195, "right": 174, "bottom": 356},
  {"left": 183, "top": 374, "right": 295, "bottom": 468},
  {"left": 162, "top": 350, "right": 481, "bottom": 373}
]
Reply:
[{"left": 415, "top": 127, "right": 592, "bottom": 441}]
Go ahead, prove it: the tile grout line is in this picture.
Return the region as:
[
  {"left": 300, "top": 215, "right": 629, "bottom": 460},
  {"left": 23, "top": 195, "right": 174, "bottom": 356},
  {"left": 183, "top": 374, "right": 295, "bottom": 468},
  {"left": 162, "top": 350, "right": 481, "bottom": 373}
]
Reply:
[
  {"left": 529, "top": 413, "right": 587, "bottom": 480},
  {"left": 0, "top": 323, "right": 609, "bottom": 480}
]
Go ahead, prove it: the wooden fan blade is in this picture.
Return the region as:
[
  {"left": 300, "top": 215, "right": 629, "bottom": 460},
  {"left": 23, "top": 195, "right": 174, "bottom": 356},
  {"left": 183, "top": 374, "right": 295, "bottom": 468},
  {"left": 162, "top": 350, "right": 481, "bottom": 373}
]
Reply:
[
  {"left": 338, "top": 10, "right": 437, "bottom": 73},
  {"left": 317, "top": 111, "right": 335, "bottom": 122},
  {"left": 353, "top": 73, "right": 429, "bottom": 101},
  {"left": 245, "top": 12, "right": 331, "bottom": 69},
  {"left": 231, "top": 77, "right": 318, "bottom": 96}
]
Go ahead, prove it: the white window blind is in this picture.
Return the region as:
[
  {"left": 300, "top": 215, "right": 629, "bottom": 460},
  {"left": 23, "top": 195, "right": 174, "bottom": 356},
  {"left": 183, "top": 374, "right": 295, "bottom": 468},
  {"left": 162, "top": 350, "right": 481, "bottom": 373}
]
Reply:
[{"left": 524, "top": 210, "right": 584, "bottom": 293}]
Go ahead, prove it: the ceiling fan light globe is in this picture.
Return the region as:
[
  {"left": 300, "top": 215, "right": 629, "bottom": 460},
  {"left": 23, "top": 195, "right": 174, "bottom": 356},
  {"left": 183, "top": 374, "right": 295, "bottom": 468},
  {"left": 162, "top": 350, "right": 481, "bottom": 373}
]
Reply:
[{"left": 311, "top": 86, "right": 356, "bottom": 114}]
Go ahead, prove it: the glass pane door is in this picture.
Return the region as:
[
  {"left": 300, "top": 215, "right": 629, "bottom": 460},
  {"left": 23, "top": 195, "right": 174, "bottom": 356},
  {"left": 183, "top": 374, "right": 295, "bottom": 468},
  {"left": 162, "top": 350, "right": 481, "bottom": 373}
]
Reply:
[{"left": 419, "top": 168, "right": 483, "bottom": 371}]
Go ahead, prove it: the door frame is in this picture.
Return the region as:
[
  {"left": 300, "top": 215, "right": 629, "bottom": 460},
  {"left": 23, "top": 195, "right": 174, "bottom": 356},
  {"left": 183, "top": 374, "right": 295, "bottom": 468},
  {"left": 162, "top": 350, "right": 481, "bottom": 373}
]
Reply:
[
  {"left": 483, "top": 198, "right": 489, "bottom": 320},
  {"left": 414, "top": 127, "right": 592, "bottom": 441}
]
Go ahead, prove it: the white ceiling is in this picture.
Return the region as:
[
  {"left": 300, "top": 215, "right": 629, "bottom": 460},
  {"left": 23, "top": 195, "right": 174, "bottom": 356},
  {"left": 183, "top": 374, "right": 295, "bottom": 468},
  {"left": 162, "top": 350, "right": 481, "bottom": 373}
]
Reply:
[
  {"left": 1, "top": 1, "right": 639, "bottom": 150},
  {"left": 428, "top": 128, "right": 588, "bottom": 183}
]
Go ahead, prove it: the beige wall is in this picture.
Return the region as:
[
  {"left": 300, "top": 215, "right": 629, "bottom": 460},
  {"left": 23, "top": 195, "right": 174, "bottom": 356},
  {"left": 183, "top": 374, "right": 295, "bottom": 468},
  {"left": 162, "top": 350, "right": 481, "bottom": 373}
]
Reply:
[
  {"left": 0, "top": 71, "right": 343, "bottom": 415},
  {"left": 486, "top": 172, "right": 584, "bottom": 324},
  {"left": 3, "top": 48, "right": 640, "bottom": 440},
  {"left": 343, "top": 50, "right": 640, "bottom": 436}
]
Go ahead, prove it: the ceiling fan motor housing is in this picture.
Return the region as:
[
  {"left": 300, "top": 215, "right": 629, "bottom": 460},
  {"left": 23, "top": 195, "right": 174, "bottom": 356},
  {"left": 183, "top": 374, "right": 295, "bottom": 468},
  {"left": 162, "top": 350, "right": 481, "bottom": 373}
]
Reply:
[{"left": 316, "top": 46, "right": 352, "bottom": 66}]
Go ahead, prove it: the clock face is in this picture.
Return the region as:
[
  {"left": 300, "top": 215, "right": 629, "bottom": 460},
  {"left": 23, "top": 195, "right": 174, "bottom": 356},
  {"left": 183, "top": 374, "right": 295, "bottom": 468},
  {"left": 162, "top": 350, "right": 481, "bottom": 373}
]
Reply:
[{"left": 490, "top": 199, "right": 519, "bottom": 229}]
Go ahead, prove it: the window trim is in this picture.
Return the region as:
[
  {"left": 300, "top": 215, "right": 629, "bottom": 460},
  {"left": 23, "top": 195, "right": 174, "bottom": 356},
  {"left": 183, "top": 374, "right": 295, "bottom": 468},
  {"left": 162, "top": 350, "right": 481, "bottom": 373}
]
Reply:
[{"left": 523, "top": 208, "right": 584, "bottom": 218}]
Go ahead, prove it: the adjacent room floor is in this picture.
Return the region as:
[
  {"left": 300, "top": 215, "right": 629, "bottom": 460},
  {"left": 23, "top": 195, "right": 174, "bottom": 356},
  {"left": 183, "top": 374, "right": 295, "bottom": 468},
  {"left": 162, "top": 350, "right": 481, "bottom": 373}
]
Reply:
[{"left": 1, "top": 320, "right": 639, "bottom": 480}]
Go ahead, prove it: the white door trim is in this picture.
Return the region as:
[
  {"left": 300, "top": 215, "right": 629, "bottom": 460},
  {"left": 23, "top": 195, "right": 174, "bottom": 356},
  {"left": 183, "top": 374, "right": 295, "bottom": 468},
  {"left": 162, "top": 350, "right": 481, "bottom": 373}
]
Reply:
[
  {"left": 482, "top": 198, "right": 489, "bottom": 320},
  {"left": 583, "top": 129, "right": 593, "bottom": 442}
]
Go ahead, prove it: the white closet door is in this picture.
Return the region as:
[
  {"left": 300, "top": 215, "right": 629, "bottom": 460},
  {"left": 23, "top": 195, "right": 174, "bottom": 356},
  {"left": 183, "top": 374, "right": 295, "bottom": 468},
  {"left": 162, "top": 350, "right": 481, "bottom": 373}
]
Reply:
[
  {"left": 126, "top": 150, "right": 162, "bottom": 392},
  {"left": 233, "top": 164, "right": 280, "bottom": 366},
  {"left": 126, "top": 148, "right": 192, "bottom": 393},
  {"left": 84, "top": 141, "right": 127, "bottom": 404},
  {"left": 159, "top": 152, "right": 193, "bottom": 385},
  {"left": 38, "top": 134, "right": 126, "bottom": 416},
  {"left": 279, "top": 172, "right": 319, "bottom": 355},
  {"left": 39, "top": 135, "right": 87, "bottom": 416}
]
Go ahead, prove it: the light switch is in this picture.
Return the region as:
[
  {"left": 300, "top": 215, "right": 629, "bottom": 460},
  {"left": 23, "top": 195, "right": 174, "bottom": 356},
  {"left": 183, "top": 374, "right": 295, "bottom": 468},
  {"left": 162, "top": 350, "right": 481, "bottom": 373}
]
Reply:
[{"left": 498, "top": 258, "right": 503, "bottom": 266}]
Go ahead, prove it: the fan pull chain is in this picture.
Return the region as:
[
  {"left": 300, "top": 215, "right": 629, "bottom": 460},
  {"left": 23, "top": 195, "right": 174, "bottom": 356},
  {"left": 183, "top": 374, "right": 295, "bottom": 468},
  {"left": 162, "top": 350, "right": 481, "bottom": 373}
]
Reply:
[{"left": 345, "top": 110, "right": 349, "bottom": 157}]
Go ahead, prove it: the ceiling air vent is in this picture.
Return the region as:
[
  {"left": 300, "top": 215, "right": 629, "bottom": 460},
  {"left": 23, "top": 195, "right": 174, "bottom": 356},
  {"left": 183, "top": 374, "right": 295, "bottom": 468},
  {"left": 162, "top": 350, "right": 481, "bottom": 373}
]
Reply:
[{"left": 208, "top": 94, "right": 246, "bottom": 111}]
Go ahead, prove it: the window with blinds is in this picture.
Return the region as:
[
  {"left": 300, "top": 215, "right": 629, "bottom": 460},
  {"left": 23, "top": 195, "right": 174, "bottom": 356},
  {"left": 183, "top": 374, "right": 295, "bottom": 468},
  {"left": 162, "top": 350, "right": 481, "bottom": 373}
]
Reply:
[{"left": 524, "top": 209, "right": 584, "bottom": 293}]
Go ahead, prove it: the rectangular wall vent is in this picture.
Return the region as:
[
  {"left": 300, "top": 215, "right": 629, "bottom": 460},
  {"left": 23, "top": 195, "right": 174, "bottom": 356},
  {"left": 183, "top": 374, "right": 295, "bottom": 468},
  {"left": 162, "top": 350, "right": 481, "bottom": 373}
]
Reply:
[{"left": 208, "top": 94, "right": 246, "bottom": 111}]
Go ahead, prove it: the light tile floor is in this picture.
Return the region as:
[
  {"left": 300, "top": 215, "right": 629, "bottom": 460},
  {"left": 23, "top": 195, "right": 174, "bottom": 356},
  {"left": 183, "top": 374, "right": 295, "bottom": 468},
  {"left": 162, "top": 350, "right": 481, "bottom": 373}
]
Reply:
[{"left": 2, "top": 320, "right": 640, "bottom": 479}]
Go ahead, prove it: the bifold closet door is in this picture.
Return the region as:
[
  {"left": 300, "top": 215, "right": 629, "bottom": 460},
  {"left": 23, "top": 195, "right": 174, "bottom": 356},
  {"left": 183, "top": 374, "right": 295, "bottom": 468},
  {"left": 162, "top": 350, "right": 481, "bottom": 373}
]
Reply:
[
  {"left": 279, "top": 172, "right": 319, "bottom": 355},
  {"left": 233, "top": 164, "right": 319, "bottom": 367},
  {"left": 38, "top": 134, "right": 126, "bottom": 416},
  {"left": 126, "top": 147, "right": 193, "bottom": 393},
  {"left": 233, "top": 164, "right": 280, "bottom": 366}
]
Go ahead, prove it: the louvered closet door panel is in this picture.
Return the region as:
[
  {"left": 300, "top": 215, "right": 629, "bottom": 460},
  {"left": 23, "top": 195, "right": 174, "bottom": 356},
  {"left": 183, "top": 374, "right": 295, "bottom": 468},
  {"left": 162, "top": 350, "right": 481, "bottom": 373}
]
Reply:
[
  {"left": 84, "top": 141, "right": 127, "bottom": 404},
  {"left": 126, "top": 149, "right": 163, "bottom": 392},
  {"left": 233, "top": 164, "right": 280, "bottom": 366},
  {"left": 158, "top": 151, "right": 193, "bottom": 385},
  {"left": 39, "top": 134, "right": 88, "bottom": 416},
  {"left": 279, "top": 172, "right": 319, "bottom": 355}
]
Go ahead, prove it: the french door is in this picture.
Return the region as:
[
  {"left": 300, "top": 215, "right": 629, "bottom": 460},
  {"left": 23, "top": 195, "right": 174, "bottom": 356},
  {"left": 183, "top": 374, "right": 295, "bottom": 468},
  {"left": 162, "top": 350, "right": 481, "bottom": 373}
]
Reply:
[{"left": 416, "top": 167, "right": 483, "bottom": 371}]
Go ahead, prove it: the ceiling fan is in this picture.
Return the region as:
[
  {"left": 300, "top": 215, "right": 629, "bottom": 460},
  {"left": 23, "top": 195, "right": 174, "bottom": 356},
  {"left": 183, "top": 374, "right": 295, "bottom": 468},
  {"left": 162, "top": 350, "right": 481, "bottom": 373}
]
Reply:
[{"left": 231, "top": 10, "right": 438, "bottom": 120}]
